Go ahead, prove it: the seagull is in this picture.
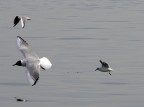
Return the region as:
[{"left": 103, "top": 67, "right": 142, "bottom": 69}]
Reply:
[
  {"left": 95, "top": 60, "right": 113, "bottom": 75},
  {"left": 13, "top": 16, "right": 31, "bottom": 28},
  {"left": 13, "top": 36, "right": 52, "bottom": 86}
]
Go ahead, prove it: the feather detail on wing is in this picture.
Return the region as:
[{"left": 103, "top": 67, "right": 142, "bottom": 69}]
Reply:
[
  {"left": 17, "top": 36, "right": 39, "bottom": 59},
  {"left": 13, "top": 16, "right": 20, "bottom": 27},
  {"left": 26, "top": 60, "right": 40, "bottom": 86},
  {"left": 21, "top": 17, "right": 26, "bottom": 28},
  {"left": 99, "top": 60, "right": 109, "bottom": 68}
]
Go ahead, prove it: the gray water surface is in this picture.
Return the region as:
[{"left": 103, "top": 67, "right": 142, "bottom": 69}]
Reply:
[{"left": 0, "top": 0, "right": 144, "bottom": 107}]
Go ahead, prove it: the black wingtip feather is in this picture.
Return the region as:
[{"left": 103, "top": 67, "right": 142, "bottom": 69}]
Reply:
[
  {"left": 17, "top": 36, "right": 28, "bottom": 45},
  {"left": 32, "top": 77, "right": 39, "bottom": 86},
  {"left": 13, "top": 16, "right": 20, "bottom": 27},
  {"left": 99, "top": 60, "right": 103, "bottom": 63}
]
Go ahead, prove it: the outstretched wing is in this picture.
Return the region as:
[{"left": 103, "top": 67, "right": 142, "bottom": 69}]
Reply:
[
  {"left": 99, "top": 60, "right": 109, "bottom": 68},
  {"left": 26, "top": 60, "right": 40, "bottom": 86},
  {"left": 21, "top": 17, "right": 26, "bottom": 28},
  {"left": 16, "top": 36, "right": 39, "bottom": 59},
  {"left": 13, "top": 16, "right": 20, "bottom": 27}
]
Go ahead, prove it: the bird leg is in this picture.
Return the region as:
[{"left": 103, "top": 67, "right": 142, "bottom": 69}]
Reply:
[{"left": 109, "top": 71, "right": 111, "bottom": 75}]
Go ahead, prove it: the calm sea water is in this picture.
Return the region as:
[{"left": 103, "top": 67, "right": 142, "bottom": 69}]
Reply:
[{"left": 0, "top": 0, "right": 144, "bottom": 107}]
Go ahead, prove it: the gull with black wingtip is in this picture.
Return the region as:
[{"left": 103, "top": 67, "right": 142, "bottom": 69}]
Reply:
[
  {"left": 13, "top": 36, "right": 52, "bottom": 86},
  {"left": 95, "top": 60, "right": 113, "bottom": 75},
  {"left": 13, "top": 16, "right": 31, "bottom": 28}
]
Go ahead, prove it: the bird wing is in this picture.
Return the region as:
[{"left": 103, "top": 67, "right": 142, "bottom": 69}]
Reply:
[
  {"left": 13, "top": 16, "right": 20, "bottom": 27},
  {"left": 99, "top": 60, "right": 109, "bottom": 68},
  {"left": 16, "top": 36, "right": 39, "bottom": 60},
  {"left": 26, "top": 60, "right": 40, "bottom": 86},
  {"left": 21, "top": 17, "right": 26, "bottom": 28}
]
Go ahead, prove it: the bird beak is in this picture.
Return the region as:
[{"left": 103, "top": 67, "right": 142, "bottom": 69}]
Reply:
[
  {"left": 95, "top": 68, "right": 98, "bottom": 71},
  {"left": 12, "top": 64, "right": 16, "bottom": 66}
]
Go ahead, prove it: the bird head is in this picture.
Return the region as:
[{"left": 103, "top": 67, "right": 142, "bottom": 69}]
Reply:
[{"left": 13, "top": 60, "right": 22, "bottom": 66}]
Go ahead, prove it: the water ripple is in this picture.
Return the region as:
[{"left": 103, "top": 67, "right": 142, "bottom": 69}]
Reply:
[{"left": 101, "top": 82, "right": 128, "bottom": 85}]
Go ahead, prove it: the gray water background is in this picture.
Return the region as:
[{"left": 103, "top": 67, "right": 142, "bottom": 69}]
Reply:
[{"left": 0, "top": 0, "right": 144, "bottom": 107}]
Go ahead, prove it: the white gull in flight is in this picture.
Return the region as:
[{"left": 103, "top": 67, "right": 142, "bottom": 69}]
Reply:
[
  {"left": 13, "top": 36, "right": 52, "bottom": 86},
  {"left": 95, "top": 60, "right": 113, "bottom": 75},
  {"left": 13, "top": 16, "right": 31, "bottom": 28}
]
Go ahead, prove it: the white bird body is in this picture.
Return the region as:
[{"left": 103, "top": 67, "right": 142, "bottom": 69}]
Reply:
[
  {"left": 98, "top": 67, "right": 112, "bottom": 72},
  {"left": 13, "top": 36, "right": 52, "bottom": 86},
  {"left": 40, "top": 57, "right": 52, "bottom": 70}
]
